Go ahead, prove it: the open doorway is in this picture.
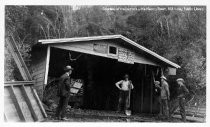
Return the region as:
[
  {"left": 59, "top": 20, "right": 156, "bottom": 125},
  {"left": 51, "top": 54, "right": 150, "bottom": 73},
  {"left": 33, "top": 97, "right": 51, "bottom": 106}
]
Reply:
[{"left": 46, "top": 47, "right": 160, "bottom": 113}]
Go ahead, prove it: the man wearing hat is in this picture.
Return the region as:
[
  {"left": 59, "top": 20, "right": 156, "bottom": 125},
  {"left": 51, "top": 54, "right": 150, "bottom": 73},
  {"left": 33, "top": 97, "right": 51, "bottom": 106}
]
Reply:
[
  {"left": 170, "top": 78, "right": 189, "bottom": 122},
  {"left": 115, "top": 74, "right": 134, "bottom": 114},
  {"left": 55, "top": 65, "right": 73, "bottom": 120},
  {"left": 155, "top": 76, "right": 170, "bottom": 119}
]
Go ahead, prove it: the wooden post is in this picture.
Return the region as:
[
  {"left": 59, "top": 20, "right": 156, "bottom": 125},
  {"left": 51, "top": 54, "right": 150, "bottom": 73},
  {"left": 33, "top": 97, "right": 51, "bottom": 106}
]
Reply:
[
  {"left": 31, "top": 87, "right": 48, "bottom": 118},
  {"left": 44, "top": 46, "right": 51, "bottom": 87},
  {"left": 8, "top": 86, "right": 26, "bottom": 122},
  {"left": 140, "top": 77, "right": 144, "bottom": 113},
  {"left": 161, "top": 67, "right": 164, "bottom": 76},
  {"left": 141, "top": 65, "right": 146, "bottom": 113},
  {"left": 150, "top": 69, "right": 153, "bottom": 114},
  {"left": 4, "top": 113, "right": 7, "bottom": 122},
  {"left": 21, "top": 85, "right": 38, "bottom": 121},
  {"left": 145, "top": 64, "right": 147, "bottom": 76}
]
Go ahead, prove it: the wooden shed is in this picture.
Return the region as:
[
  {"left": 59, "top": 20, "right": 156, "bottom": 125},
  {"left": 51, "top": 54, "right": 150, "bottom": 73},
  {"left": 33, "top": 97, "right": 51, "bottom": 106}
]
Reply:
[{"left": 30, "top": 35, "right": 180, "bottom": 114}]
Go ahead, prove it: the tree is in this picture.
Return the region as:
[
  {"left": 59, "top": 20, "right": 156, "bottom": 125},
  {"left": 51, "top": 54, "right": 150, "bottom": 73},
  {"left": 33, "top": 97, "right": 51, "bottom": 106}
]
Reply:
[{"left": 5, "top": 6, "right": 206, "bottom": 95}]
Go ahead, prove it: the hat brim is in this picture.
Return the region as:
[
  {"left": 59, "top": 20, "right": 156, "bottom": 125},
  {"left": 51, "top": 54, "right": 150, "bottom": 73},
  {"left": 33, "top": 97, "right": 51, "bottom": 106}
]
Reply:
[
  {"left": 64, "top": 68, "right": 73, "bottom": 71},
  {"left": 161, "top": 77, "right": 167, "bottom": 80},
  {"left": 177, "top": 79, "right": 184, "bottom": 83}
]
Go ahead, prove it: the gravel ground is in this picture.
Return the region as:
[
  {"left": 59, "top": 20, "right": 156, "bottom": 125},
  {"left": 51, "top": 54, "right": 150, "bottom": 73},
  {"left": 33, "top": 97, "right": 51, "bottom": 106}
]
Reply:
[{"left": 44, "top": 109, "right": 190, "bottom": 122}]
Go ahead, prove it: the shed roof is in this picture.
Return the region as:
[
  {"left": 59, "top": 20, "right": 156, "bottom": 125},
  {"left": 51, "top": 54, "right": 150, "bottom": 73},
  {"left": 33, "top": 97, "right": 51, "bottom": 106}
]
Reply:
[{"left": 39, "top": 35, "right": 180, "bottom": 68}]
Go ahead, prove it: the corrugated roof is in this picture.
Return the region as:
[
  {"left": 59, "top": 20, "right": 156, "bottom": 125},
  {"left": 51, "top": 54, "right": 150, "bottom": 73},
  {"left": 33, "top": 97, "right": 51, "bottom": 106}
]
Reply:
[{"left": 39, "top": 35, "right": 180, "bottom": 68}]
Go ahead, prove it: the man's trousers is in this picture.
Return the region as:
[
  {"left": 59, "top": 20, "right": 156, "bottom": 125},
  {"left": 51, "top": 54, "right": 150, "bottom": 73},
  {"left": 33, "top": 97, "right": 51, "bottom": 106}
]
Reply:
[
  {"left": 55, "top": 96, "right": 70, "bottom": 118},
  {"left": 117, "top": 91, "right": 129, "bottom": 111},
  {"left": 160, "top": 99, "right": 169, "bottom": 118},
  {"left": 170, "top": 98, "right": 186, "bottom": 121}
]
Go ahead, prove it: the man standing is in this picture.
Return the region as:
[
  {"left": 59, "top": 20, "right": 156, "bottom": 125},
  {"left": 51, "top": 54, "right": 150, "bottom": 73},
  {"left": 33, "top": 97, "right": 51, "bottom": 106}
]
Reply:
[
  {"left": 155, "top": 76, "right": 170, "bottom": 119},
  {"left": 170, "top": 78, "right": 189, "bottom": 122},
  {"left": 55, "top": 65, "right": 73, "bottom": 120},
  {"left": 154, "top": 81, "right": 161, "bottom": 117},
  {"left": 115, "top": 74, "right": 134, "bottom": 114}
]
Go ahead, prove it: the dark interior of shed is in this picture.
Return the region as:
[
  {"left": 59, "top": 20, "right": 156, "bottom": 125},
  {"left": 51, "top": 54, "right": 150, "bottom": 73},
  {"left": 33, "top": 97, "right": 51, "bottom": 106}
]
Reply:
[{"left": 47, "top": 47, "right": 161, "bottom": 114}]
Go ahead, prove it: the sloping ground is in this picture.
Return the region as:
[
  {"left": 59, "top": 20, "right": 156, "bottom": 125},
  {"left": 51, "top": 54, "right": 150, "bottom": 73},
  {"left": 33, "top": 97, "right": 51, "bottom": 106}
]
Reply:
[
  {"left": 174, "top": 106, "right": 206, "bottom": 122},
  {"left": 172, "top": 95, "right": 206, "bottom": 123},
  {"left": 44, "top": 109, "right": 198, "bottom": 122},
  {"left": 169, "top": 92, "right": 206, "bottom": 123},
  {"left": 173, "top": 115, "right": 205, "bottom": 123}
]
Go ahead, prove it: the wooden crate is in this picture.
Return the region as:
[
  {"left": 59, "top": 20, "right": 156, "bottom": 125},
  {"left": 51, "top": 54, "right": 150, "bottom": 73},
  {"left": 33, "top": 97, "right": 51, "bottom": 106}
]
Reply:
[{"left": 4, "top": 81, "right": 47, "bottom": 122}]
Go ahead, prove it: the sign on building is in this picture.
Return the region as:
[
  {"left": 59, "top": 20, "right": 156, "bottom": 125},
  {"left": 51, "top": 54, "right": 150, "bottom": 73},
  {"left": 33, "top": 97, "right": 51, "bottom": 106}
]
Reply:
[
  {"left": 168, "top": 67, "right": 176, "bottom": 75},
  {"left": 118, "top": 48, "right": 135, "bottom": 64}
]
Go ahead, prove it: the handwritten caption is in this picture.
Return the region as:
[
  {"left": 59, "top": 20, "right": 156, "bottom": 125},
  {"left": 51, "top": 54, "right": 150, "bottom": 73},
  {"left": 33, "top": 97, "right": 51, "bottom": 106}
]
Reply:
[{"left": 103, "top": 6, "right": 205, "bottom": 11}]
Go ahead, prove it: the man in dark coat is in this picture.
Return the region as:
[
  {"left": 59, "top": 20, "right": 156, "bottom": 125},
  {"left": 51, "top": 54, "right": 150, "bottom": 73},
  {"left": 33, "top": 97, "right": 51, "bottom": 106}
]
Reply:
[
  {"left": 55, "top": 65, "right": 73, "bottom": 120},
  {"left": 170, "top": 78, "right": 189, "bottom": 122}
]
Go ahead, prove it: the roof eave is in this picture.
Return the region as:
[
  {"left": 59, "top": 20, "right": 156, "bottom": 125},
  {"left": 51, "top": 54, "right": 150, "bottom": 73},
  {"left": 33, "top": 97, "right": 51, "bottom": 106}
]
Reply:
[
  {"left": 38, "top": 35, "right": 181, "bottom": 69},
  {"left": 38, "top": 35, "right": 122, "bottom": 44},
  {"left": 119, "top": 35, "right": 181, "bottom": 68}
]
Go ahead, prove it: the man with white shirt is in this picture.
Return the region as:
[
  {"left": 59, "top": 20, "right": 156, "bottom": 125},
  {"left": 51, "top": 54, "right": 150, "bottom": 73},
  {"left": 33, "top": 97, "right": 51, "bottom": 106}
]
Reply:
[{"left": 115, "top": 74, "right": 134, "bottom": 113}]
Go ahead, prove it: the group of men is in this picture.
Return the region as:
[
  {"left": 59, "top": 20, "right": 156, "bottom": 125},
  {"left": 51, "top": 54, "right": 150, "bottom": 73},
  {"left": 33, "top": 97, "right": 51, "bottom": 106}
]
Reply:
[
  {"left": 55, "top": 65, "right": 189, "bottom": 122},
  {"left": 115, "top": 74, "right": 189, "bottom": 122},
  {"left": 154, "top": 76, "right": 189, "bottom": 122}
]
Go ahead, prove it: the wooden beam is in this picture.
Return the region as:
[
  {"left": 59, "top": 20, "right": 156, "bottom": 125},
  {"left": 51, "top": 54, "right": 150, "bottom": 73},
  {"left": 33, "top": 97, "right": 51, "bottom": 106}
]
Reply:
[
  {"left": 6, "top": 36, "right": 32, "bottom": 81},
  {"left": 44, "top": 46, "right": 51, "bottom": 86},
  {"left": 31, "top": 87, "right": 47, "bottom": 118},
  {"left": 8, "top": 86, "right": 26, "bottom": 122},
  {"left": 21, "top": 85, "right": 38, "bottom": 121},
  {"left": 53, "top": 45, "right": 112, "bottom": 60},
  {"left": 4, "top": 113, "right": 7, "bottom": 122},
  {"left": 4, "top": 81, "right": 34, "bottom": 87}
]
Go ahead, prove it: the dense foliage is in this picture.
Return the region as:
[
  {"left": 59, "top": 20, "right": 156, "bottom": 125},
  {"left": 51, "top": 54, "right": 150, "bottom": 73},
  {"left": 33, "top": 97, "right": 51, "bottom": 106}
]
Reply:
[{"left": 5, "top": 6, "right": 206, "bottom": 97}]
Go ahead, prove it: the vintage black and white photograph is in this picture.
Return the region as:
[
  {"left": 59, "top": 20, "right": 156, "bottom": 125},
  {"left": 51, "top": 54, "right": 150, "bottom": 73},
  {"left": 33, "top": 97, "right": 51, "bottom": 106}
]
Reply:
[{"left": 4, "top": 5, "right": 206, "bottom": 123}]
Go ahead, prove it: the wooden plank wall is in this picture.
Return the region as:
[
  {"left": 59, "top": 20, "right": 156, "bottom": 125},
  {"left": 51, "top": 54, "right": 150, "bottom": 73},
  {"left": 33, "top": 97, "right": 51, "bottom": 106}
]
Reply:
[
  {"left": 131, "top": 64, "right": 160, "bottom": 114},
  {"left": 52, "top": 40, "right": 159, "bottom": 66},
  {"left": 4, "top": 82, "right": 47, "bottom": 122},
  {"left": 30, "top": 46, "right": 47, "bottom": 99}
]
